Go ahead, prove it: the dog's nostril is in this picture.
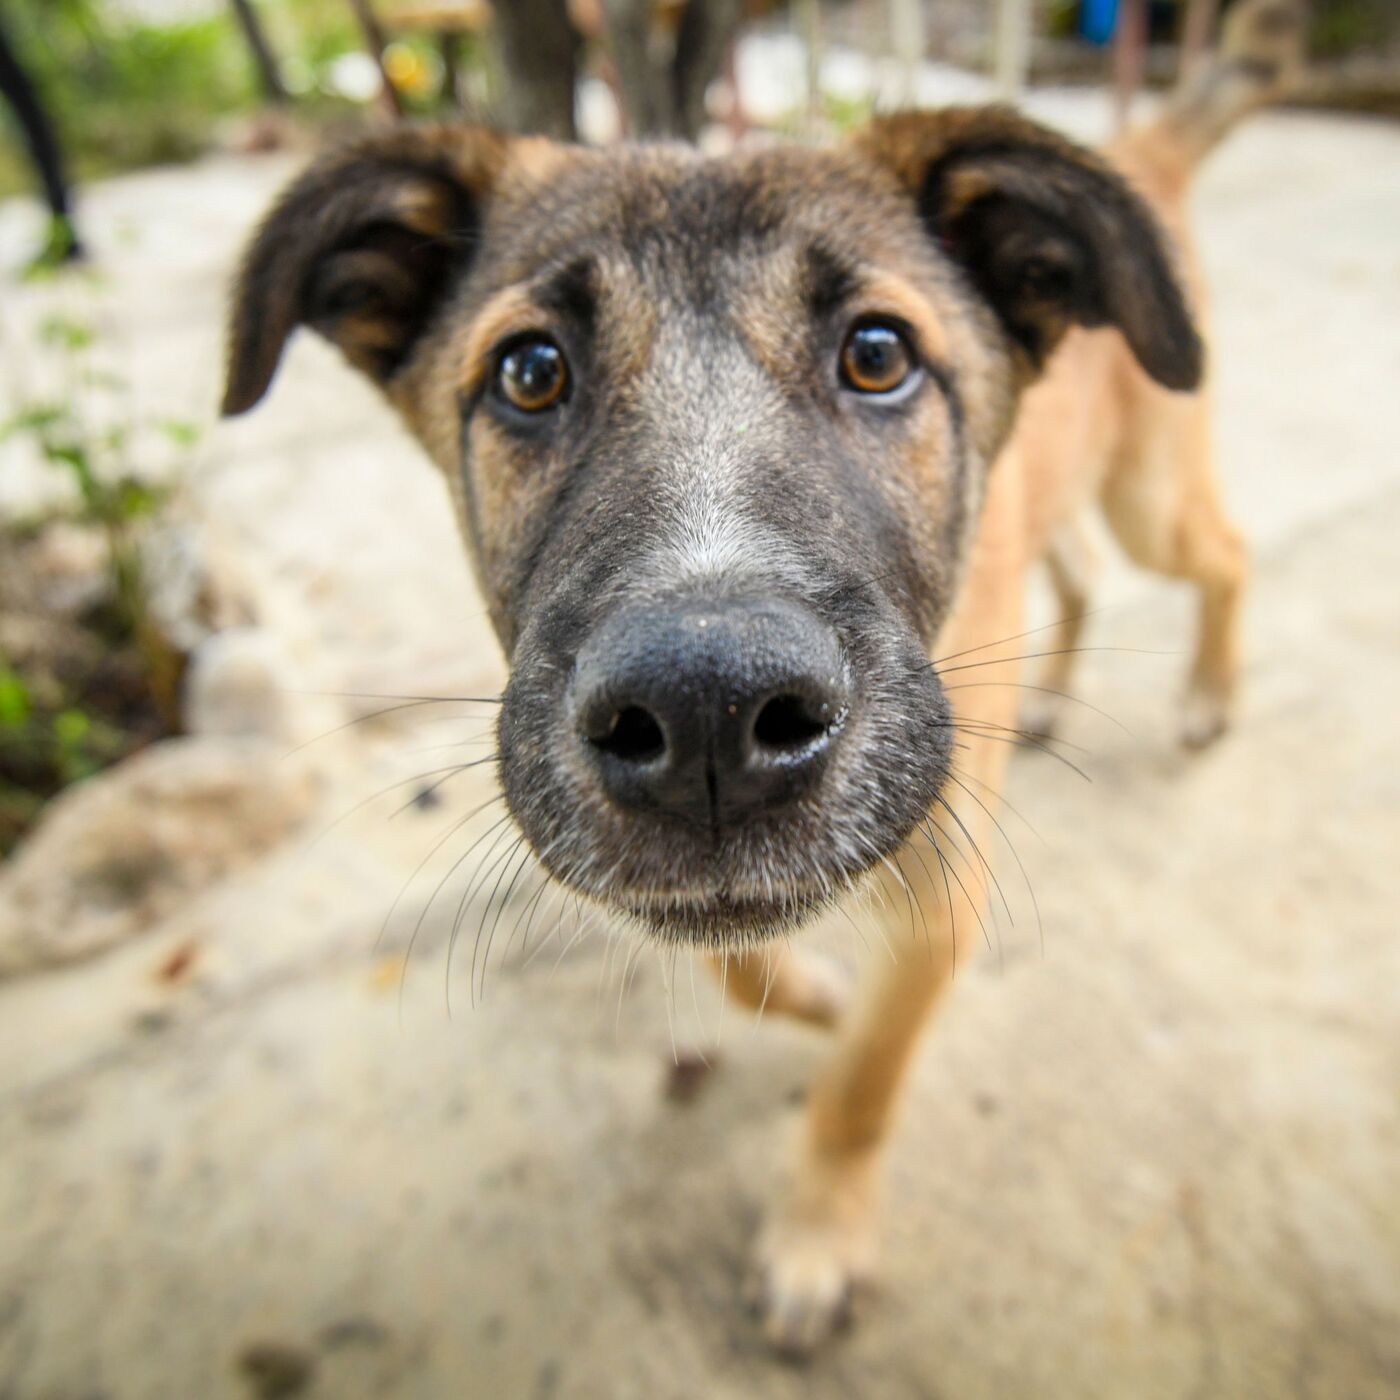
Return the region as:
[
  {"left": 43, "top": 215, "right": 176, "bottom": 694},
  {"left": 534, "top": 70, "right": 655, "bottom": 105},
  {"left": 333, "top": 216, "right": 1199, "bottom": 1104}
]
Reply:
[
  {"left": 752, "top": 693, "right": 833, "bottom": 754},
  {"left": 592, "top": 705, "right": 666, "bottom": 764}
]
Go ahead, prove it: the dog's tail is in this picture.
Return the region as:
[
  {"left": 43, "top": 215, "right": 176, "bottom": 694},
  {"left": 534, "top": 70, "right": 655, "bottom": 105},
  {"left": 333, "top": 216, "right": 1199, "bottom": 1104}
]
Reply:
[{"left": 1138, "top": 0, "right": 1309, "bottom": 171}]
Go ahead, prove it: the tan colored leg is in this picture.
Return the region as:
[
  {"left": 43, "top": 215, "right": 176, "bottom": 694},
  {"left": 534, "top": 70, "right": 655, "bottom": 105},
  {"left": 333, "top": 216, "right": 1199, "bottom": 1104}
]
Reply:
[
  {"left": 749, "top": 464, "right": 1027, "bottom": 1353},
  {"left": 1101, "top": 394, "right": 1247, "bottom": 747},
  {"left": 1022, "top": 513, "right": 1100, "bottom": 739},
  {"left": 706, "top": 945, "right": 851, "bottom": 1030}
]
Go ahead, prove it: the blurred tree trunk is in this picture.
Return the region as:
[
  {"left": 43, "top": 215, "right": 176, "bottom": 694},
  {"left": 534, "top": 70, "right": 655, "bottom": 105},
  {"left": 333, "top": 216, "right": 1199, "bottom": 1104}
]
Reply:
[
  {"left": 604, "top": 0, "right": 671, "bottom": 135},
  {"left": 227, "top": 0, "right": 288, "bottom": 105},
  {"left": 673, "top": 0, "right": 742, "bottom": 140},
  {"left": 604, "top": 0, "right": 742, "bottom": 140},
  {"left": 495, "top": 0, "right": 581, "bottom": 139},
  {"left": 345, "top": 0, "right": 406, "bottom": 118}
]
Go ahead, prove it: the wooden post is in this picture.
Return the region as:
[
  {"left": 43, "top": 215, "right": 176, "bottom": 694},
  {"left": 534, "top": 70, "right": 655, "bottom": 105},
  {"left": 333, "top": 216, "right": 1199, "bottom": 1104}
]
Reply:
[
  {"left": 346, "top": 0, "right": 406, "bottom": 118},
  {"left": 493, "top": 0, "right": 580, "bottom": 139},
  {"left": 1179, "top": 0, "right": 1221, "bottom": 81},
  {"left": 228, "top": 0, "right": 288, "bottom": 105},
  {"left": 438, "top": 28, "right": 461, "bottom": 108},
  {"left": 796, "top": 0, "right": 823, "bottom": 137},
  {"left": 888, "top": 0, "right": 923, "bottom": 107},
  {"left": 1113, "top": 0, "right": 1147, "bottom": 129},
  {"left": 993, "top": 0, "right": 1032, "bottom": 101}
]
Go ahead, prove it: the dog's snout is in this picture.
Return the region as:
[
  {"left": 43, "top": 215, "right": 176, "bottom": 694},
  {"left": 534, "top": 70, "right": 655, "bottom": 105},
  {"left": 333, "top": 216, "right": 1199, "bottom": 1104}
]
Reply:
[{"left": 573, "top": 598, "right": 849, "bottom": 827}]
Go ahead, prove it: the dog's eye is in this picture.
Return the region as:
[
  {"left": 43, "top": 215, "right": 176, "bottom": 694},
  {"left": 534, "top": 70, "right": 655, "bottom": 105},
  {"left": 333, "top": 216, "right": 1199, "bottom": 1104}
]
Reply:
[
  {"left": 496, "top": 336, "right": 568, "bottom": 413},
  {"left": 839, "top": 321, "right": 915, "bottom": 396}
]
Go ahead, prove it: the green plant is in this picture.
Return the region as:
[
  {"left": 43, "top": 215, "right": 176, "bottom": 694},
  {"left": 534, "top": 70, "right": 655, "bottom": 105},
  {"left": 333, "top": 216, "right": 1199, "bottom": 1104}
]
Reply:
[
  {"left": 2, "top": 310, "right": 184, "bottom": 640},
  {"left": 0, "top": 0, "right": 258, "bottom": 197},
  {"left": 0, "top": 286, "right": 197, "bottom": 853}
]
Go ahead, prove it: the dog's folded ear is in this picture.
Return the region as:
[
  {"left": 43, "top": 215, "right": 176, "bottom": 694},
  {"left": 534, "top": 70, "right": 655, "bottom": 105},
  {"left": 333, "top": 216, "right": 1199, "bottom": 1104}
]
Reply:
[
  {"left": 851, "top": 107, "right": 1203, "bottom": 392},
  {"left": 221, "top": 125, "right": 509, "bottom": 416}
]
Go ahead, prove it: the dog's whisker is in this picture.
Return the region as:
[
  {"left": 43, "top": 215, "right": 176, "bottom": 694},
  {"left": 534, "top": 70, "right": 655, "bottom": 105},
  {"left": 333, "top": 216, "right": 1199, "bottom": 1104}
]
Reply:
[
  {"left": 377, "top": 793, "right": 504, "bottom": 954},
  {"left": 929, "top": 610, "right": 1110, "bottom": 667},
  {"left": 502, "top": 867, "right": 552, "bottom": 970},
  {"left": 402, "top": 739, "right": 503, "bottom": 757},
  {"left": 287, "top": 689, "right": 504, "bottom": 704},
  {"left": 952, "top": 764, "right": 1047, "bottom": 846},
  {"left": 943, "top": 680, "right": 1132, "bottom": 736},
  {"left": 896, "top": 833, "right": 941, "bottom": 962},
  {"left": 716, "top": 945, "right": 730, "bottom": 1048},
  {"left": 305, "top": 763, "right": 476, "bottom": 852},
  {"left": 894, "top": 850, "right": 931, "bottom": 951},
  {"left": 934, "top": 791, "right": 1014, "bottom": 931},
  {"left": 946, "top": 769, "right": 1045, "bottom": 958},
  {"left": 386, "top": 757, "right": 498, "bottom": 821},
  {"left": 834, "top": 898, "right": 873, "bottom": 962},
  {"left": 688, "top": 946, "right": 707, "bottom": 1047},
  {"left": 661, "top": 945, "right": 680, "bottom": 1067},
  {"left": 949, "top": 715, "right": 1092, "bottom": 757},
  {"left": 519, "top": 882, "right": 571, "bottom": 972},
  {"left": 919, "top": 815, "right": 992, "bottom": 955},
  {"left": 282, "top": 696, "right": 501, "bottom": 757},
  {"left": 476, "top": 838, "right": 535, "bottom": 1004},
  {"left": 922, "top": 811, "right": 990, "bottom": 911},
  {"left": 925, "top": 644, "right": 1177, "bottom": 679},
  {"left": 445, "top": 824, "right": 520, "bottom": 1015},
  {"left": 951, "top": 726, "right": 1093, "bottom": 781},
  {"left": 615, "top": 932, "right": 647, "bottom": 1036},
  {"left": 880, "top": 854, "right": 921, "bottom": 955},
  {"left": 395, "top": 808, "right": 509, "bottom": 1027},
  {"left": 420, "top": 811, "right": 515, "bottom": 1015},
  {"left": 755, "top": 945, "right": 779, "bottom": 1026}
]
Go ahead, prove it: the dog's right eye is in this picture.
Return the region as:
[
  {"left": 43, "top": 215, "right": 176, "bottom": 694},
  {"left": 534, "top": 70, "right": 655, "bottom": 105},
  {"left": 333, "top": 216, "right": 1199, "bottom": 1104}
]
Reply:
[{"left": 495, "top": 336, "right": 569, "bottom": 414}]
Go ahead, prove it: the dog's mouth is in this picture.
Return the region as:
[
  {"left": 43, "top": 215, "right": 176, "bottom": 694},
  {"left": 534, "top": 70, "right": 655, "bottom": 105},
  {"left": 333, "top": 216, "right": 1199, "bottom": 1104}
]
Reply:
[
  {"left": 615, "top": 885, "right": 835, "bottom": 946},
  {"left": 499, "top": 590, "right": 954, "bottom": 947}
]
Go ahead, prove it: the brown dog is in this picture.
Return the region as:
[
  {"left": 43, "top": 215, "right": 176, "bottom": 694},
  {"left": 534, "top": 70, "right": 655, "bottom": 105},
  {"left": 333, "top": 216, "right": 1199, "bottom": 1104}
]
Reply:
[{"left": 222, "top": 0, "right": 1303, "bottom": 1354}]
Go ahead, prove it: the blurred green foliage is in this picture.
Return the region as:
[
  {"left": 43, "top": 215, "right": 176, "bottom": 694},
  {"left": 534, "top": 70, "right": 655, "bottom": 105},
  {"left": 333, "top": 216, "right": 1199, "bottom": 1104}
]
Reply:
[
  {"left": 0, "top": 0, "right": 255, "bottom": 195},
  {"left": 1311, "top": 0, "right": 1396, "bottom": 57},
  {"left": 0, "top": 0, "right": 396, "bottom": 199},
  {"left": 0, "top": 292, "right": 195, "bottom": 853}
]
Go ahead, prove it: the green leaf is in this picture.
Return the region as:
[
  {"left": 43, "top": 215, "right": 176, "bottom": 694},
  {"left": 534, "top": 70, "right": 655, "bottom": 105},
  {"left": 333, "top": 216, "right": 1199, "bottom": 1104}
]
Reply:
[
  {"left": 52, "top": 708, "right": 92, "bottom": 749},
  {"left": 0, "top": 669, "right": 32, "bottom": 729},
  {"left": 0, "top": 403, "right": 67, "bottom": 442},
  {"left": 158, "top": 418, "right": 201, "bottom": 449},
  {"left": 37, "top": 314, "right": 96, "bottom": 352},
  {"left": 112, "top": 478, "right": 164, "bottom": 520}
]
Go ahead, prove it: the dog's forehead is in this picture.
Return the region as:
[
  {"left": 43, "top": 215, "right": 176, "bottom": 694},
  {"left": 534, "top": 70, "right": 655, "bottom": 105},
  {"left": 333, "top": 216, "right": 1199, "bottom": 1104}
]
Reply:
[{"left": 485, "top": 144, "right": 924, "bottom": 301}]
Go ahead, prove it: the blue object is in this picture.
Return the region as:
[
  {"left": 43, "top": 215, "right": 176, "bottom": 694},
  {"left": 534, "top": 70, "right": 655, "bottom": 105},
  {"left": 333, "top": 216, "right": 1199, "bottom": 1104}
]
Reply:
[{"left": 1081, "top": 0, "right": 1120, "bottom": 44}]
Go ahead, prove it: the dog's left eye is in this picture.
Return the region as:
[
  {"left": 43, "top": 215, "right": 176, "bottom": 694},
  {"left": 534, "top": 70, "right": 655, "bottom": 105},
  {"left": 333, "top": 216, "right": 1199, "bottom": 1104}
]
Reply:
[
  {"left": 839, "top": 321, "right": 916, "bottom": 396},
  {"left": 495, "top": 336, "right": 569, "bottom": 413}
]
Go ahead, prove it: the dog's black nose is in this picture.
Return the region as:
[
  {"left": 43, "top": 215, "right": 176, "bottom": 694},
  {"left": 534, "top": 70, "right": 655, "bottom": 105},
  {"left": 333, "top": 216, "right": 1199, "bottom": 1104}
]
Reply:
[{"left": 573, "top": 598, "right": 849, "bottom": 828}]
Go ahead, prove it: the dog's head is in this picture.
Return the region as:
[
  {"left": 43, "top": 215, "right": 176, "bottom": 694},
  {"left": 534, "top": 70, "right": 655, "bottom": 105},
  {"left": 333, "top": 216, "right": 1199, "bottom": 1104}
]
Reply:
[{"left": 224, "top": 109, "right": 1200, "bottom": 945}]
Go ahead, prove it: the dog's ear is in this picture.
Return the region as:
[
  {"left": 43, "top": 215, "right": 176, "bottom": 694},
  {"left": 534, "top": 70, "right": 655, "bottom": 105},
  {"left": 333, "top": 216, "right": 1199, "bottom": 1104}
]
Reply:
[
  {"left": 851, "top": 107, "right": 1203, "bottom": 391},
  {"left": 222, "top": 125, "right": 510, "bottom": 416}
]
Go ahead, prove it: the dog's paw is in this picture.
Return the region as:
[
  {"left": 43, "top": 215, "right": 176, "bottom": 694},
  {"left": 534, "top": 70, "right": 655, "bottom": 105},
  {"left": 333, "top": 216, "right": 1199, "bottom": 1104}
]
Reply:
[
  {"left": 745, "top": 1203, "right": 876, "bottom": 1357},
  {"left": 1181, "top": 687, "right": 1232, "bottom": 750},
  {"left": 780, "top": 950, "right": 853, "bottom": 1029}
]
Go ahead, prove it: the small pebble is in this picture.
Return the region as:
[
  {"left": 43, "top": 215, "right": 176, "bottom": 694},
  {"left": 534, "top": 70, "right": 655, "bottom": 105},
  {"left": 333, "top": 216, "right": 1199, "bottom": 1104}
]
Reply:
[{"left": 237, "top": 1340, "right": 315, "bottom": 1399}]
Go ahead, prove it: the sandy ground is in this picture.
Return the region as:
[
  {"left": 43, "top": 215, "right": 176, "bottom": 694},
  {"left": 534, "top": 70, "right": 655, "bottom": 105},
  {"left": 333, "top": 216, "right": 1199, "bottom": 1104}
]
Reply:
[{"left": 1, "top": 86, "right": 1399, "bottom": 1399}]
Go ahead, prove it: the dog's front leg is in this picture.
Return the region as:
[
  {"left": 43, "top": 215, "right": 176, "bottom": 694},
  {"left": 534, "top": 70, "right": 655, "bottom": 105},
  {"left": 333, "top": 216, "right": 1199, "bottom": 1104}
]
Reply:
[
  {"left": 749, "top": 468, "right": 1026, "bottom": 1355},
  {"left": 707, "top": 946, "right": 853, "bottom": 1030},
  {"left": 746, "top": 783, "right": 1006, "bottom": 1354}
]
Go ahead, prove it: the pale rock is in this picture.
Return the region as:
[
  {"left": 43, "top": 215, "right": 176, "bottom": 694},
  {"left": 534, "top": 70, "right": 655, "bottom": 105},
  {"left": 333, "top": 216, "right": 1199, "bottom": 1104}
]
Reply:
[{"left": 0, "top": 736, "right": 318, "bottom": 976}]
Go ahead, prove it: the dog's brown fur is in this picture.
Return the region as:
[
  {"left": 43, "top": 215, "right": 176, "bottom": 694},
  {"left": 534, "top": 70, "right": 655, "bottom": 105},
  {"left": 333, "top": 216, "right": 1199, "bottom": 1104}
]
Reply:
[{"left": 223, "top": 0, "right": 1304, "bottom": 1354}]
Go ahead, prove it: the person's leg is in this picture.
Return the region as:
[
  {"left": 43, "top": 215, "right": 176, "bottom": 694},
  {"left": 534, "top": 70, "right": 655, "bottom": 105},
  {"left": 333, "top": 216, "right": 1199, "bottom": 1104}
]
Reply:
[{"left": 0, "top": 15, "right": 82, "bottom": 265}]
